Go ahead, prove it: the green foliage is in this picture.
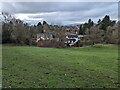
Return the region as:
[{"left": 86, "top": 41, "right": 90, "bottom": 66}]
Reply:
[
  {"left": 2, "top": 29, "right": 11, "bottom": 43},
  {"left": 37, "top": 22, "right": 42, "bottom": 26},
  {"left": 2, "top": 23, "right": 12, "bottom": 43},
  {"left": 100, "top": 15, "right": 111, "bottom": 31},
  {"left": 2, "top": 12, "right": 118, "bottom": 45},
  {"left": 110, "top": 21, "right": 116, "bottom": 26},
  {"left": 37, "top": 24, "right": 44, "bottom": 33},
  {"left": 79, "top": 19, "right": 94, "bottom": 35},
  {"left": 88, "top": 19, "right": 94, "bottom": 29},
  {"left": 43, "top": 21, "right": 48, "bottom": 25},
  {"left": 97, "top": 19, "right": 101, "bottom": 25},
  {"left": 78, "top": 24, "right": 84, "bottom": 35},
  {"left": 37, "top": 22, "right": 44, "bottom": 33}
]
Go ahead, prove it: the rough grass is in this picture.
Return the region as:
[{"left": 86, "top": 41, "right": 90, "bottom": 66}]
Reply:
[{"left": 2, "top": 44, "right": 118, "bottom": 88}]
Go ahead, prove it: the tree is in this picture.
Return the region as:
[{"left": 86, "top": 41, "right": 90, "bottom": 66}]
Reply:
[
  {"left": 37, "top": 22, "right": 43, "bottom": 33},
  {"left": 2, "top": 23, "right": 12, "bottom": 43},
  {"left": 88, "top": 19, "right": 94, "bottom": 29},
  {"left": 2, "top": 12, "right": 14, "bottom": 43},
  {"left": 97, "top": 19, "right": 101, "bottom": 25},
  {"left": 110, "top": 20, "right": 116, "bottom": 26},
  {"left": 37, "top": 22, "right": 42, "bottom": 26},
  {"left": 105, "top": 23, "right": 118, "bottom": 44},
  {"left": 100, "top": 15, "right": 111, "bottom": 31},
  {"left": 43, "top": 21, "right": 48, "bottom": 25},
  {"left": 78, "top": 24, "right": 84, "bottom": 35},
  {"left": 56, "top": 26, "right": 66, "bottom": 47},
  {"left": 79, "top": 19, "right": 94, "bottom": 36}
]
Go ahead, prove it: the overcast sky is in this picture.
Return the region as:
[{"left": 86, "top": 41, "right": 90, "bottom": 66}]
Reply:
[{"left": 1, "top": 2, "right": 118, "bottom": 25}]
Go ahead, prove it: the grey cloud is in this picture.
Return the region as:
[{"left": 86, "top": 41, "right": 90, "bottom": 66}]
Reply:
[
  {"left": 2, "top": 2, "right": 116, "bottom": 13},
  {"left": 1, "top": 2, "right": 118, "bottom": 25},
  {"left": 2, "top": 2, "right": 92, "bottom": 13}
]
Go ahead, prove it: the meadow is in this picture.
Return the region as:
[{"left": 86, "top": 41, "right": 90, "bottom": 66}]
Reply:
[{"left": 2, "top": 44, "right": 118, "bottom": 88}]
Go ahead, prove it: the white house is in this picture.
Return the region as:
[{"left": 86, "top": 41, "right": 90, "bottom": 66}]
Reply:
[{"left": 65, "top": 33, "right": 84, "bottom": 46}]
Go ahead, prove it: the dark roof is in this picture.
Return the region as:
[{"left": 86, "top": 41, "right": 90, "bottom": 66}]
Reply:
[{"left": 68, "top": 35, "right": 78, "bottom": 38}]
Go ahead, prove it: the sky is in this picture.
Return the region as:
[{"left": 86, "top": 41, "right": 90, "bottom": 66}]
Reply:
[{"left": 1, "top": 1, "right": 118, "bottom": 25}]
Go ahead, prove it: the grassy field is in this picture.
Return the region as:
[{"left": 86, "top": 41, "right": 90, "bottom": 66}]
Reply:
[{"left": 2, "top": 44, "right": 118, "bottom": 88}]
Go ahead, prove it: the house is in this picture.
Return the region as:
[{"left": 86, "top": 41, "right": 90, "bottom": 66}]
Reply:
[
  {"left": 36, "top": 32, "right": 85, "bottom": 47},
  {"left": 36, "top": 29, "right": 60, "bottom": 47},
  {"left": 36, "top": 27, "right": 85, "bottom": 47},
  {"left": 65, "top": 32, "right": 84, "bottom": 47}
]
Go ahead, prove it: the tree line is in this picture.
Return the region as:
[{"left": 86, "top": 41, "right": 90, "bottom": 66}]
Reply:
[
  {"left": 78, "top": 15, "right": 119, "bottom": 45},
  {"left": 1, "top": 12, "right": 119, "bottom": 46},
  {"left": 2, "top": 12, "right": 66, "bottom": 46}
]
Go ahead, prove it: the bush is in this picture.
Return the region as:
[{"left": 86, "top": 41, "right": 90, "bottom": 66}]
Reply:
[
  {"left": 37, "top": 39, "right": 66, "bottom": 48},
  {"left": 29, "top": 38, "right": 37, "bottom": 46},
  {"left": 91, "top": 44, "right": 106, "bottom": 48}
]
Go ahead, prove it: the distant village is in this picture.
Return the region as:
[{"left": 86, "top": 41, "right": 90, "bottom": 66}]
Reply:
[
  {"left": 36, "top": 21, "right": 83, "bottom": 47},
  {"left": 2, "top": 12, "right": 119, "bottom": 47}
]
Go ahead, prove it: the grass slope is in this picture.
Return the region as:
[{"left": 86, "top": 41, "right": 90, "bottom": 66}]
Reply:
[{"left": 2, "top": 44, "right": 118, "bottom": 88}]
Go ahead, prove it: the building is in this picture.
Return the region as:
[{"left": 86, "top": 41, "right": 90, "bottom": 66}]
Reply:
[
  {"left": 36, "top": 29, "right": 60, "bottom": 47},
  {"left": 65, "top": 33, "right": 84, "bottom": 47}
]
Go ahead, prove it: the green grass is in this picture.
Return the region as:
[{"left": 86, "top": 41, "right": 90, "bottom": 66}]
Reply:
[{"left": 2, "top": 44, "right": 118, "bottom": 88}]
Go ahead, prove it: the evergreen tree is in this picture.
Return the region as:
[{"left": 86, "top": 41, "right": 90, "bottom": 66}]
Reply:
[
  {"left": 97, "top": 19, "right": 101, "bottom": 25},
  {"left": 43, "top": 21, "right": 47, "bottom": 25},
  {"left": 37, "top": 22, "right": 42, "bottom": 26},
  {"left": 78, "top": 24, "right": 84, "bottom": 35},
  {"left": 37, "top": 22, "right": 43, "bottom": 33},
  {"left": 88, "top": 19, "right": 94, "bottom": 29},
  {"left": 100, "top": 15, "right": 111, "bottom": 31}
]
